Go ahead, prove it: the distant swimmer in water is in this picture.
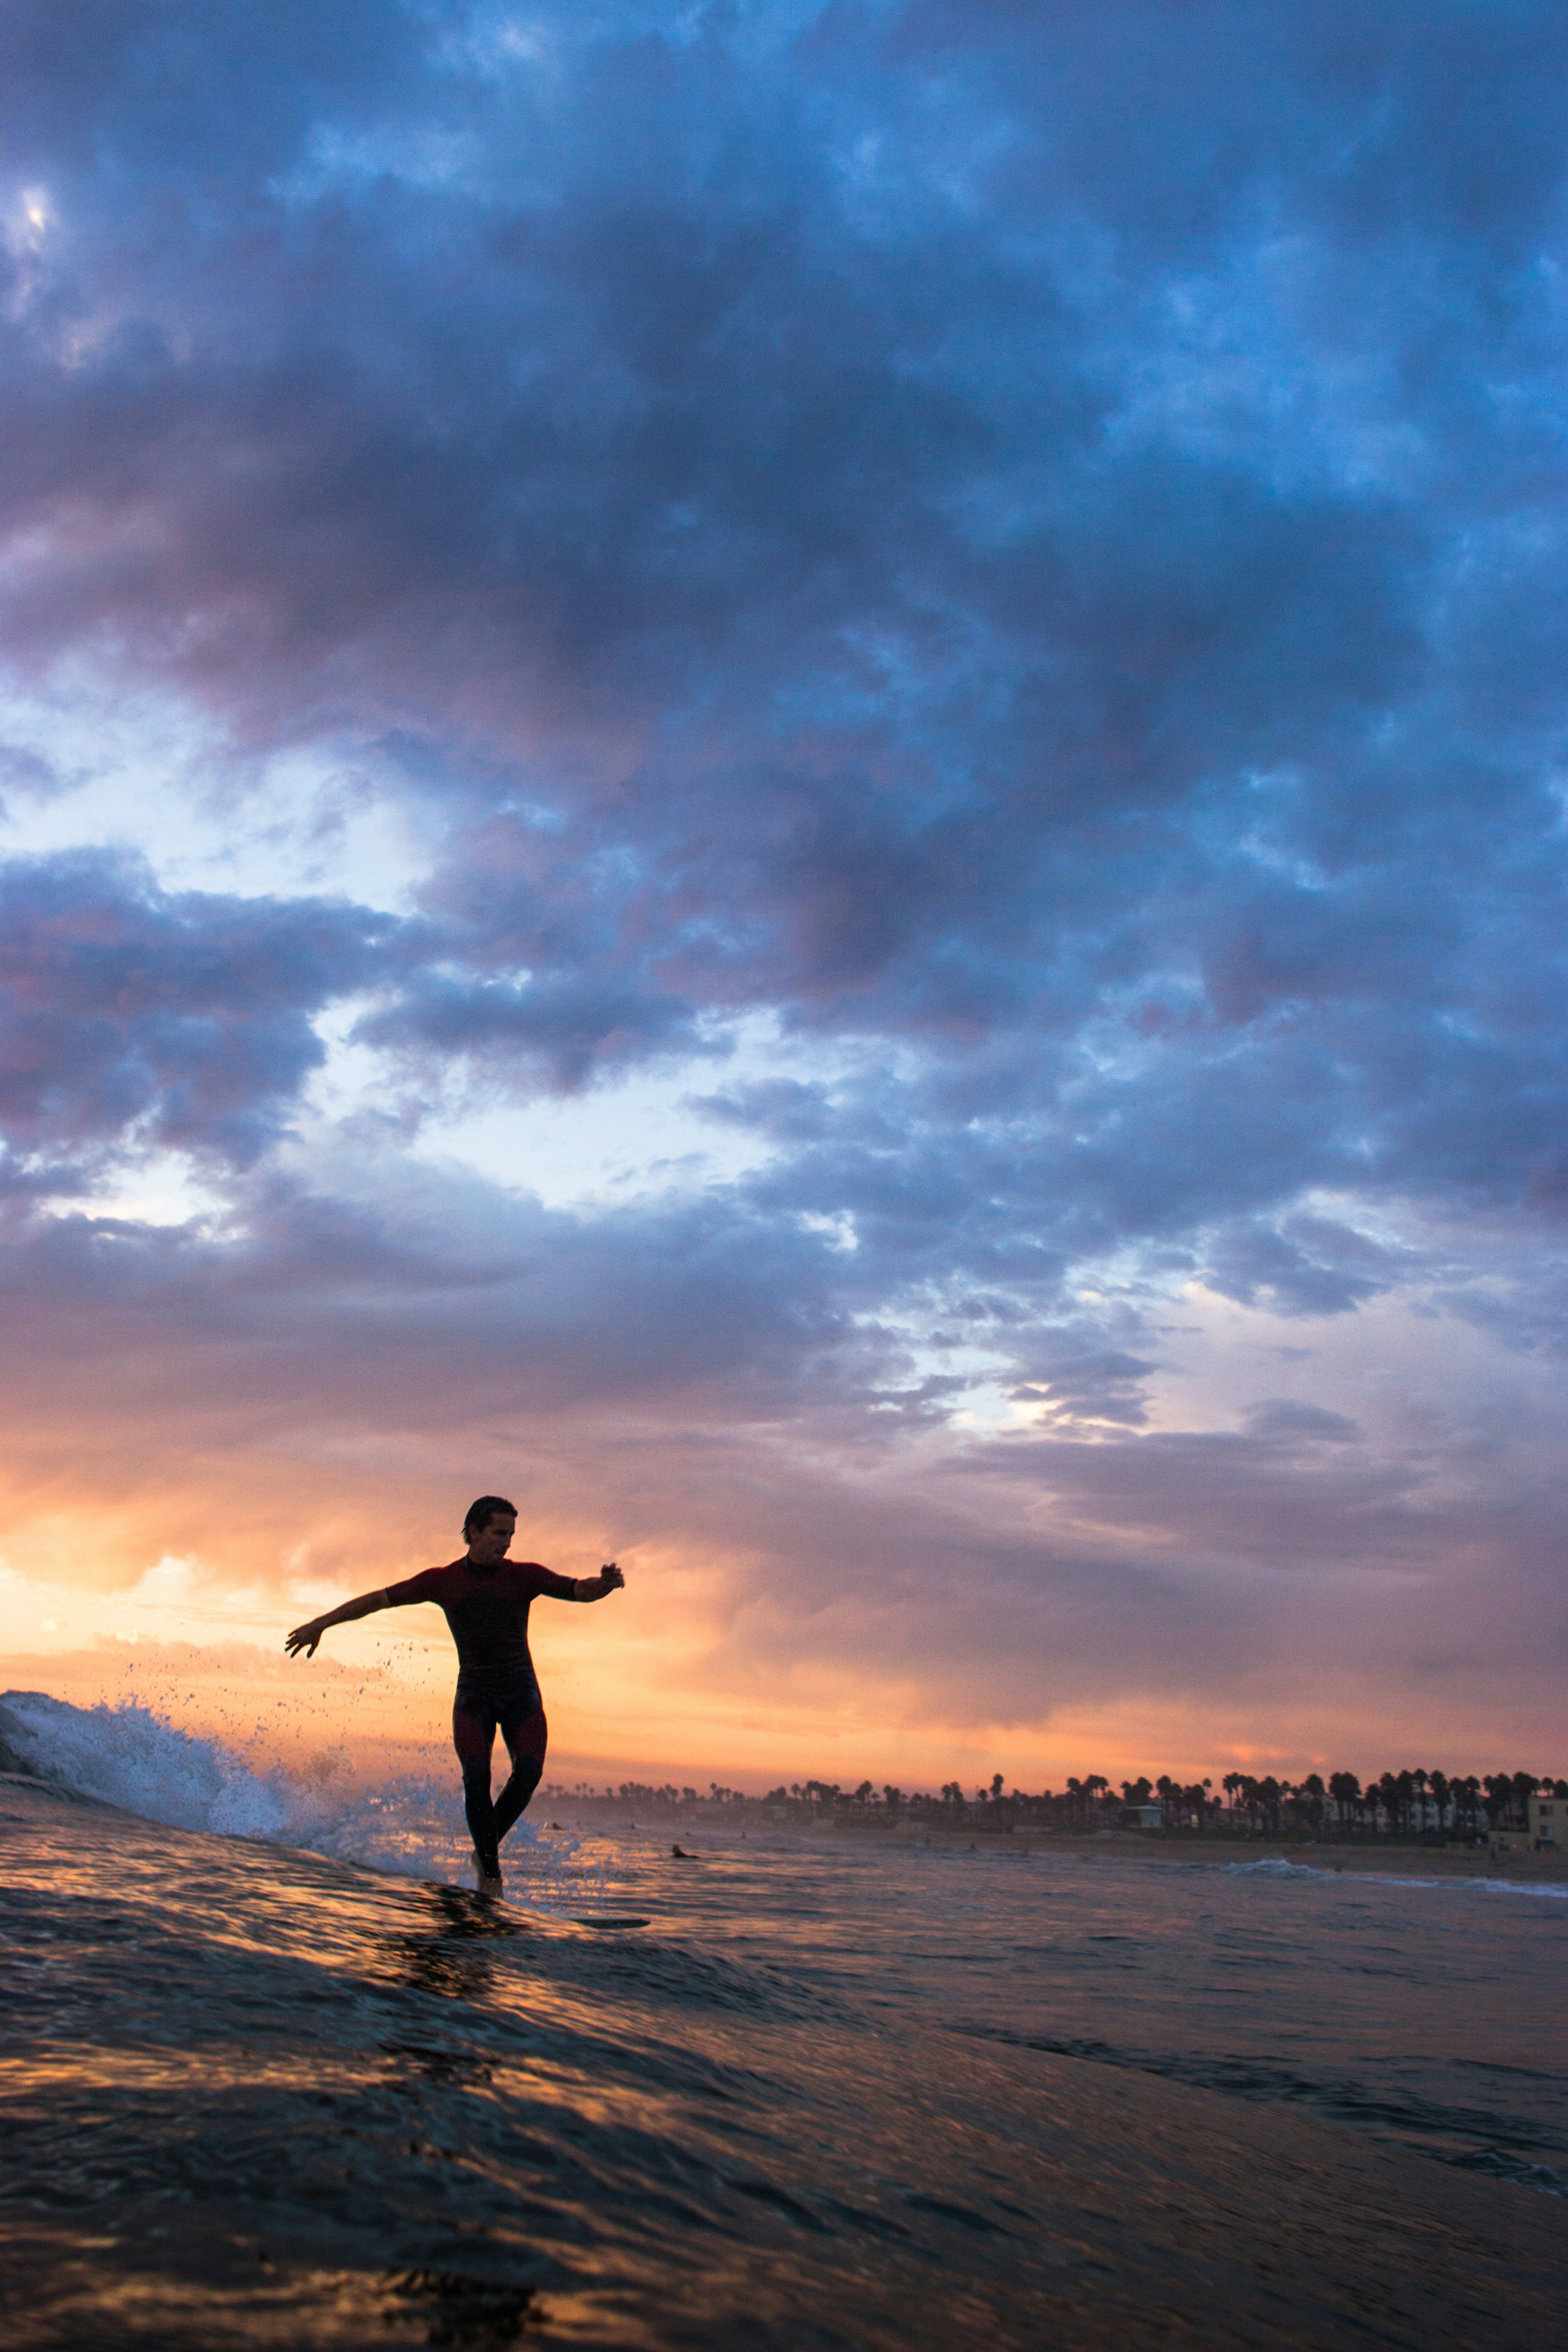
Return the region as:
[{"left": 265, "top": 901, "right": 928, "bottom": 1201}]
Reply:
[{"left": 285, "top": 1496, "right": 625, "bottom": 1895}]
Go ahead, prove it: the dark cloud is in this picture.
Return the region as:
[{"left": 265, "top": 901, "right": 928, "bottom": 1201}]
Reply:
[
  {"left": 0, "top": 740, "right": 67, "bottom": 810},
  {"left": 0, "top": 851, "right": 390, "bottom": 1169},
  {"left": 1008, "top": 1350, "right": 1158, "bottom": 1431},
  {"left": 355, "top": 967, "right": 699, "bottom": 1094},
  {"left": 1200, "top": 1217, "right": 1398, "bottom": 1318},
  {"left": 1241, "top": 1399, "right": 1361, "bottom": 1444}
]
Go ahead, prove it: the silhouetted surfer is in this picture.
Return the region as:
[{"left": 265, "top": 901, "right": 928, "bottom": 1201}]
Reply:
[{"left": 285, "top": 1496, "right": 624, "bottom": 1894}]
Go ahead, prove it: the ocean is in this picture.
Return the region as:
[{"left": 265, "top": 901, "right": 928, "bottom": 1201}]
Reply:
[{"left": 2, "top": 1691, "right": 1565, "bottom": 2349}]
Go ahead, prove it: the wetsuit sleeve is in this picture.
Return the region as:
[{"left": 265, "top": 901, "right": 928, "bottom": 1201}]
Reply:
[
  {"left": 515, "top": 1563, "right": 579, "bottom": 1601},
  {"left": 382, "top": 1565, "right": 449, "bottom": 1608}
]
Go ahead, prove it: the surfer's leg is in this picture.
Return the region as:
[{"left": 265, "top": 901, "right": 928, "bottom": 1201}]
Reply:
[
  {"left": 492, "top": 1702, "right": 548, "bottom": 1846},
  {"left": 452, "top": 1691, "right": 502, "bottom": 1882}
]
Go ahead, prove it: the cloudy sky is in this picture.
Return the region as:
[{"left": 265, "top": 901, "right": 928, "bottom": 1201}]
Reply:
[{"left": 1, "top": 0, "right": 1565, "bottom": 1788}]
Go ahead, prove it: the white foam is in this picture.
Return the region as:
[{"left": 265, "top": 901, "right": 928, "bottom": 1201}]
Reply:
[
  {"left": 0, "top": 1690, "right": 599, "bottom": 1901},
  {"left": 1220, "top": 1853, "right": 1568, "bottom": 1900},
  {"left": 4, "top": 1691, "right": 294, "bottom": 1837}
]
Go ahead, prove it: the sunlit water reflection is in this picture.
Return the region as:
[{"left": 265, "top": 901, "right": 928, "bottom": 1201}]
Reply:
[{"left": 2, "top": 1696, "right": 1566, "bottom": 2349}]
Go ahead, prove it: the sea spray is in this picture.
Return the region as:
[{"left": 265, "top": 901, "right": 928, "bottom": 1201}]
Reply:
[{"left": 1, "top": 1691, "right": 291, "bottom": 1836}]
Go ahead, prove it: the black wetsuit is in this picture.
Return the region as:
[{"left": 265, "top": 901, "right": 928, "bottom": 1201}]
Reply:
[{"left": 384, "top": 1556, "right": 576, "bottom": 1875}]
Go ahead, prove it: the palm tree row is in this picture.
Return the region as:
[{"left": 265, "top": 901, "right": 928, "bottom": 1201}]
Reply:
[
  {"left": 1213, "top": 1767, "right": 1561, "bottom": 1839},
  {"left": 556, "top": 1766, "right": 1564, "bottom": 1838}
]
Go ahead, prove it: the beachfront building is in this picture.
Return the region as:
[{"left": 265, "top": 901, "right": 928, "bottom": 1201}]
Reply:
[
  {"left": 1120, "top": 1802, "right": 1164, "bottom": 1830},
  {"left": 1528, "top": 1794, "right": 1563, "bottom": 1850}
]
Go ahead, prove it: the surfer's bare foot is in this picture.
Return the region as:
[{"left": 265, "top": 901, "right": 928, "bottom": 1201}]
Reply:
[{"left": 475, "top": 1860, "right": 503, "bottom": 1896}]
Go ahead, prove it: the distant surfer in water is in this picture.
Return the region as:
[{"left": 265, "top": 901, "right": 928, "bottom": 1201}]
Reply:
[{"left": 284, "top": 1496, "right": 624, "bottom": 1895}]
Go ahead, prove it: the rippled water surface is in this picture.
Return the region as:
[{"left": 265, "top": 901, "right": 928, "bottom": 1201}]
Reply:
[{"left": 2, "top": 1697, "right": 1566, "bottom": 2349}]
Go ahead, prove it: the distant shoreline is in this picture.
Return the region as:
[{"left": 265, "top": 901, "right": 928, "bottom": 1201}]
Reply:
[
  {"left": 1020, "top": 1834, "right": 1568, "bottom": 1883},
  {"left": 577, "top": 1811, "right": 1568, "bottom": 1884},
  {"left": 853, "top": 1823, "right": 1568, "bottom": 1882}
]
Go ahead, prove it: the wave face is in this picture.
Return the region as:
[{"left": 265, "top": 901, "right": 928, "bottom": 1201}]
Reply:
[{"left": 0, "top": 1691, "right": 571, "bottom": 1893}]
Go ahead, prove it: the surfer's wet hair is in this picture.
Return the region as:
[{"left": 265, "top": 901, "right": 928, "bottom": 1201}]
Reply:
[{"left": 463, "top": 1494, "right": 517, "bottom": 1539}]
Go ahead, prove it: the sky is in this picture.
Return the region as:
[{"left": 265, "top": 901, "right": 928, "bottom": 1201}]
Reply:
[{"left": 1, "top": 0, "right": 1565, "bottom": 1791}]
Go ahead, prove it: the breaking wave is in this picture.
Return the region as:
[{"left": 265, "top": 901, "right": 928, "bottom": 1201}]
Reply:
[
  {"left": 1220, "top": 1854, "right": 1568, "bottom": 1900},
  {"left": 0, "top": 1689, "right": 584, "bottom": 1896}
]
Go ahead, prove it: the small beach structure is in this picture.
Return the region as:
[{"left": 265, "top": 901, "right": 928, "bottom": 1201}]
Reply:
[{"left": 1120, "top": 1802, "right": 1164, "bottom": 1830}]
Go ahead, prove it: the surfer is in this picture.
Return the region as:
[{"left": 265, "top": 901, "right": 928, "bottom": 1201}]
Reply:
[{"left": 284, "top": 1495, "right": 624, "bottom": 1894}]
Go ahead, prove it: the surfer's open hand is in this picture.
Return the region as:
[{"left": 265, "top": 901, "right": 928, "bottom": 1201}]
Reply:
[
  {"left": 601, "top": 1561, "right": 625, "bottom": 1591},
  {"left": 285, "top": 1619, "right": 325, "bottom": 1659}
]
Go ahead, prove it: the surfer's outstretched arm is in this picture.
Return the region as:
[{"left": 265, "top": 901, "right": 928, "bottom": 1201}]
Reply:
[
  {"left": 568, "top": 1563, "right": 626, "bottom": 1602},
  {"left": 285, "top": 1589, "right": 390, "bottom": 1658}
]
